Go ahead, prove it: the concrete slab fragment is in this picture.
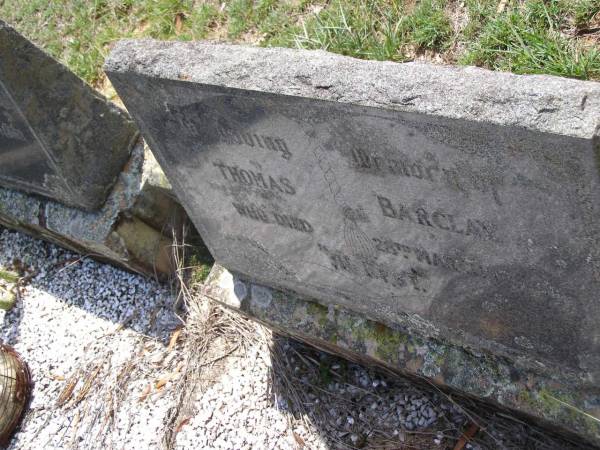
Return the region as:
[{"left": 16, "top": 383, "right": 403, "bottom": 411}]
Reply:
[
  {"left": 200, "top": 264, "right": 600, "bottom": 448},
  {"left": 0, "top": 142, "right": 183, "bottom": 278}
]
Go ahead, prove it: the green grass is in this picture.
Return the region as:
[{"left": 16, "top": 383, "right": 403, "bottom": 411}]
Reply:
[
  {"left": 291, "top": 2, "right": 408, "bottom": 61},
  {"left": 460, "top": 0, "right": 600, "bottom": 79},
  {"left": 572, "top": 0, "right": 600, "bottom": 26},
  {"left": 406, "top": 0, "right": 453, "bottom": 51},
  {"left": 0, "top": 0, "right": 598, "bottom": 86}
]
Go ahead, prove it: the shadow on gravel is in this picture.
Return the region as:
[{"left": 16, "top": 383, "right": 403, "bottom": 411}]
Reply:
[
  {"left": 0, "top": 228, "right": 180, "bottom": 345},
  {"left": 267, "top": 334, "right": 591, "bottom": 450}
]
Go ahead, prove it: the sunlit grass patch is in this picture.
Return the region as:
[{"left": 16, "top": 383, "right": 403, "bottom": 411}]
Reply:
[
  {"left": 1, "top": 0, "right": 598, "bottom": 84},
  {"left": 460, "top": 0, "right": 600, "bottom": 79}
]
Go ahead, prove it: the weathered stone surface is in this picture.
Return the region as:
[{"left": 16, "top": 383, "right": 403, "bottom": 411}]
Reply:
[
  {"left": 107, "top": 40, "right": 600, "bottom": 377},
  {"left": 201, "top": 264, "right": 600, "bottom": 448},
  {"left": 0, "top": 21, "right": 138, "bottom": 210},
  {"left": 0, "top": 142, "right": 185, "bottom": 278}
]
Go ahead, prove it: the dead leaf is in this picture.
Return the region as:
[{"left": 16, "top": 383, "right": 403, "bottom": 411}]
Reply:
[
  {"left": 139, "top": 384, "right": 152, "bottom": 402},
  {"left": 49, "top": 372, "right": 65, "bottom": 381},
  {"left": 175, "top": 13, "right": 184, "bottom": 34},
  {"left": 496, "top": 0, "right": 509, "bottom": 14},
  {"left": 167, "top": 327, "right": 183, "bottom": 352},
  {"left": 453, "top": 423, "right": 479, "bottom": 450},
  {"left": 73, "top": 364, "right": 102, "bottom": 404},
  {"left": 56, "top": 374, "right": 79, "bottom": 406},
  {"left": 175, "top": 417, "right": 191, "bottom": 433},
  {"left": 156, "top": 369, "right": 181, "bottom": 390},
  {"left": 293, "top": 431, "right": 305, "bottom": 447}
]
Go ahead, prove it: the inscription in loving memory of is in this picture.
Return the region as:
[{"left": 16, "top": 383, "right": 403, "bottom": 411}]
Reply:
[{"left": 186, "top": 96, "right": 517, "bottom": 304}]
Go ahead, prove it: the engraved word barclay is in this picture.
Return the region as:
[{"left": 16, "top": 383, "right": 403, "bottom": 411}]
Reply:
[{"left": 376, "top": 194, "right": 497, "bottom": 241}]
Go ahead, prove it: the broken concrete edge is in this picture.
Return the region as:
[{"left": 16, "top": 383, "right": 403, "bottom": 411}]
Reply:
[
  {"left": 0, "top": 140, "right": 186, "bottom": 279},
  {"left": 104, "top": 39, "right": 600, "bottom": 140},
  {"left": 199, "top": 264, "right": 600, "bottom": 448}
]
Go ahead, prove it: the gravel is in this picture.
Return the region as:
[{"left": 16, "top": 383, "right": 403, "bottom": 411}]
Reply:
[
  {"left": 0, "top": 228, "right": 179, "bottom": 450},
  {"left": 0, "top": 227, "right": 580, "bottom": 449}
]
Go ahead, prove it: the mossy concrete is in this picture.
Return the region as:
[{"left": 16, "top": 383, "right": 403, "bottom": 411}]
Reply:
[
  {"left": 200, "top": 264, "right": 600, "bottom": 448},
  {"left": 0, "top": 290, "right": 15, "bottom": 310}
]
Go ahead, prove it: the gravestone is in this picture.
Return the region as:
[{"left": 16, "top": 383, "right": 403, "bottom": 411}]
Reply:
[
  {"left": 105, "top": 40, "right": 600, "bottom": 380},
  {"left": 0, "top": 21, "right": 137, "bottom": 210}
]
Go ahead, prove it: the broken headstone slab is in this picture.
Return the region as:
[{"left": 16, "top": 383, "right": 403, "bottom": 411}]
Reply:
[
  {"left": 0, "top": 21, "right": 138, "bottom": 211},
  {"left": 105, "top": 40, "right": 600, "bottom": 436}
]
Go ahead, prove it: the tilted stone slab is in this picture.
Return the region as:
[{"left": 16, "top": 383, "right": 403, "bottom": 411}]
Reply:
[
  {"left": 0, "top": 21, "right": 138, "bottom": 210},
  {"left": 105, "top": 40, "right": 600, "bottom": 418}
]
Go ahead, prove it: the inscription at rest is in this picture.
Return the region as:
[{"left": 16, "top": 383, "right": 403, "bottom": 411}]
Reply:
[
  {"left": 213, "top": 160, "right": 296, "bottom": 195},
  {"left": 231, "top": 201, "right": 313, "bottom": 233},
  {"left": 317, "top": 243, "right": 427, "bottom": 292},
  {"left": 376, "top": 194, "right": 497, "bottom": 241},
  {"left": 216, "top": 125, "right": 292, "bottom": 160}
]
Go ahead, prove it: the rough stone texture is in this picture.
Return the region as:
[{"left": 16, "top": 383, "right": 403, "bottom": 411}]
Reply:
[
  {"left": 105, "top": 40, "right": 600, "bottom": 138},
  {"left": 201, "top": 264, "right": 600, "bottom": 448},
  {"left": 0, "top": 21, "right": 138, "bottom": 211},
  {"left": 106, "top": 40, "right": 600, "bottom": 376},
  {"left": 0, "top": 141, "right": 185, "bottom": 278}
]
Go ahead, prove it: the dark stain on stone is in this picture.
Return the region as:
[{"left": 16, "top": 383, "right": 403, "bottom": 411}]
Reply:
[{"left": 429, "top": 266, "right": 582, "bottom": 368}]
